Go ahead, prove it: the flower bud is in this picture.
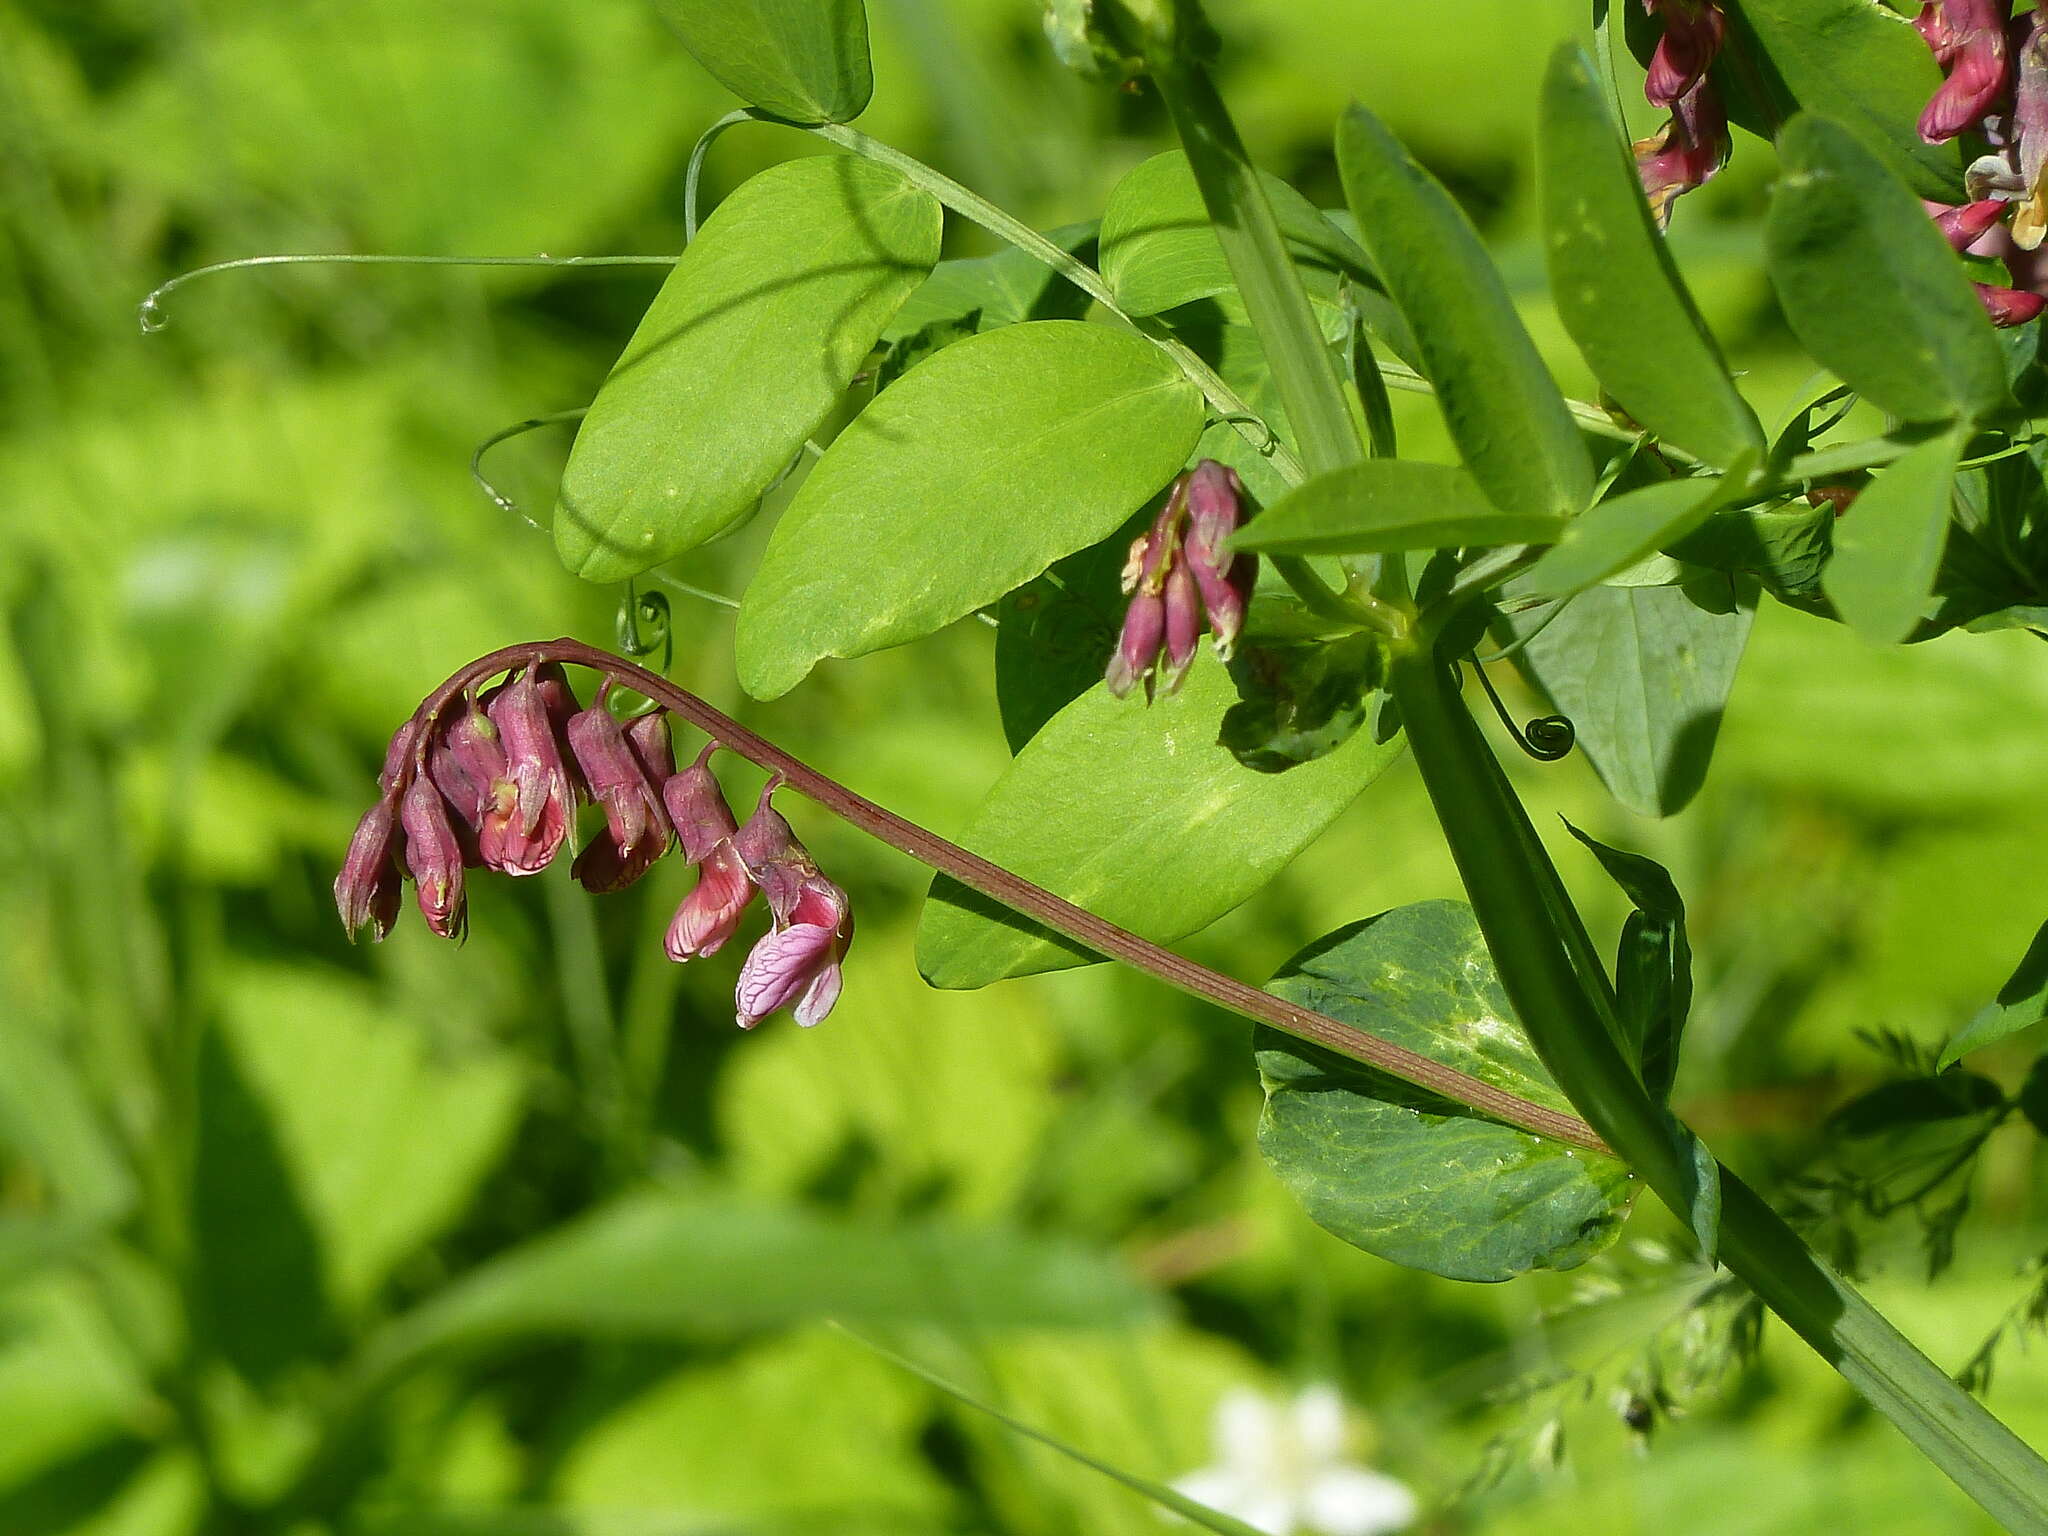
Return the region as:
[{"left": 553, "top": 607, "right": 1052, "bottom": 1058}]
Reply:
[
  {"left": 665, "top": 842, "right": 755, "bottom": 961},
  {"left": 1632, "top": 80, "right": 1729, "bottom": 226},
  {"left": 1974, "top": 280, "right": 2048, "bottom": 324},
  {"left": 1106, "top": 588, "right": 1167, "bottom": 700},
  {"left": 568, "top": 701, "right": 670, "bottom": 860},
  {"left": 426, "top": 703, "right": 505, "bottom": 865},
  {"left": 626, "top": 712, "right": 677, "bottom": 785},
  {"left": 334, "top": 797, "right": 404, "bottom": 942},
  {"left": 1928, "top": 197, "right": 2010, "bottom": 248},
  {"left": 1182, "top": 459, "right": 1253, "bottom": 657},
  {"left": 1159, "top": 560, "right": 1202, "bottom": 695},
  {"left": 400, "top": 774, "right": 467, "bottom": 940},
  {"left": 663, "top": 743, "right": 740, "bottom": 864},
  {"left": 481, "top": 666, "right": 576, "bottom": 876},
  {"left": 1914, "top": 0, "right": 2015, "bottom": 144},
  {"left": 1642, "top": 0, "right": 1726, "bottom": 110}
]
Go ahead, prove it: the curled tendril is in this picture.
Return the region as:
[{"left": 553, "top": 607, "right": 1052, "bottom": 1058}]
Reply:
[
  {"left": 616, "top": 585, "right": 673, "bottom": 669},
  {"left": 1464, "top": 658, "right": 1575, "bottom": 762},
  {"left": 469, "top": 409, "right": 588, "bottom": 529}
]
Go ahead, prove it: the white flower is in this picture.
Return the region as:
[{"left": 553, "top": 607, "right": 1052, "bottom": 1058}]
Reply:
[{"left": 1172, "top": 1385, "right": 1418, "bottom": 1536}]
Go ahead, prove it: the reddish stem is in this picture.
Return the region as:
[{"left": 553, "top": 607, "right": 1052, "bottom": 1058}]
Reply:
[{"left": 403, "top": 640, "right": 1610, "bottom": 1155}]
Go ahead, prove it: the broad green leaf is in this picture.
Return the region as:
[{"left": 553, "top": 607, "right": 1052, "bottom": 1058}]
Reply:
[
  {"left": 917, "top": 659, "right": 1403, "bottom": 988},
  {"left": 1766, "top": 116, "right": 2006, "bottom": 425},
  {"left": 383, "top": 1193, "right": 1154, "bottom": 1364},
  {"left": 737, "top": 320, "right": 1203, "bottom": 698},
  {"left": 1220, "top": 633, "right": 1387, "bottom": 773},
  {"left": 994, "top": 532, "right": 1129, "bottom": 752},
  {"left": 1940, "top": 918, "right": 2048, "bottom": 1071},
  {"left": 1232, "top": 460, "right": 1567, "bottom": 555},
  {"left": 1538, "top": 45, "right": 1762, "bottom": 468},
  {"left": 652, "top": 0, "right": 872, "bottom": 123},
  {"left": 554, "top": 156, "right": 941, "bottom": 582},
  {"left": 1508, "top": 575, "right": 1755, "bottom": 817},
  {"left": 1668, "top": 500, "right": 1833, "bottom": 598},
  {"left": 1708, "top": 0, "right": 1962, "bottom": 200},
  {"left": 1099, "top": 152, "right": 1414, "bottom": 362},
  {"left": 1821, "top": 426, "right": 1967, "bottom": 645},
  {"left": 0, "top": 1029, "right": 132, "bottom": 1224},
  {"left": 1257, "top": 901, "right": 1634, "bottom": 1282},
  {"left": 1336, "top": 104, "right": 1594, "bottom": 521},
  {"left": 1527, "top": 469, "right": 1748, "bottom": 598}
]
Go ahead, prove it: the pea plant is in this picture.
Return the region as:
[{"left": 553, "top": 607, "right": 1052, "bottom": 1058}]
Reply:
[{"left": 153, "top": 0, "right": 2048, "bottom": 1527}]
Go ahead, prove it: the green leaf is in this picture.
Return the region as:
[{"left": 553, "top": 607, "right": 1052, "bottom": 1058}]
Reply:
[
  {"left": 1507, "top": 575, "right": 1755, "bottom": 817},
  {"left": 994, "top": 532, "right": 1129, "bottom": 752},
  {"left": 1232, "top": 460, "right": 1568, "bottom": 555},
  {"left": 383, "top": 1193, "right": 1154, "bottom": 1363},
  {"left": 554, "top": 156, "right": 941, "bottom": 582},
  {"left": 1821, "top": 425, "right": 1967, "bottom": 645},
  {"left": 1940, "top": 918, "right": 2048, "bottom": 1071},
  {"left": 1219, "top": 633, "right": 1388, "bottom": 772},
  {"left": 884, "top": 222, "right": 1098, "bottom": 341},
  {"left": 1709, "top": 0, "right": 1963, "bottom": 201},
  {"left": 1099, "top": 152, "right": 1411, "bottom": 360},
  {"left": 1667, "top": 500, "right": 1833, "bottom": 598},
  {"left": 1527, "top": 468, "right": 1750, "bottom": 599},
  {"left": 1538, "top": 45, "right": 1762, "bottom": 469},
  {"left": 736, "top": 320, "right": 1203, "bottom": 698},
  {"left": 0, "top": 1029, "right": 133, "bottom": 1225},
  {"left": 1256, "top": 901, "right": 1634, "bottom": 1283},
  {"left": 652, "top": 0, "right": 872, "bottom": 123},
  {"left": 1562, "top": 823, "right": 1692, "bottom": 1105},
  {"left": 917, "top": 658, "right": 1403, "bottom": 988},
  {"left": 1766, "top": 115, "right": 2006, "bottom": 425},
  {"left": 1336, "top": 103, "right": 1594, "bottom": 520}
]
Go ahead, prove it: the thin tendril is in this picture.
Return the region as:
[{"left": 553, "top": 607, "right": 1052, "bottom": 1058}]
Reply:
[
  {"left": 644, "top": 571, "right": 742, "bottom": 612},
  {"left": 1463, "top": 657, "right": 1575, "bottom": 761},
  {"left": 137, "top": 253, "right": 673, "bottom": 333},
  {"left": 1471, "top": 594, "right": 1574, "bottom": 663},
  {"left": 469, "top": 409, "right": 587, "bottom": 529}
]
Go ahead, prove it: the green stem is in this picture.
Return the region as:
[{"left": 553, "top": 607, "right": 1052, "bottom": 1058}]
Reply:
[{"left": 1386, "top": 645, "right": 2048, "bottom": 1528}]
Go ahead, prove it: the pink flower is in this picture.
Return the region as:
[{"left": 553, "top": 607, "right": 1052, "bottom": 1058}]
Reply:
[
  {"left": 335, "top": 797, "right": 404, "bottom": 942},
  {"left": 567, "top": 700, "right": 672, "bottom": 893},
  {"left": 399, "top": 774, "right": 467, "bottom": 940},
  {"left": 661, "top": 744, "right": 756, "bottom": 961},
  {"left": 728, "top": 782, "right": 853, "bottom": 1029},
  {"left": 1181, "top": 459, "right": 1255, "bottom": 658},
  {"left": 480, "top": 665, "right": 578, "bottom": 876},
  {"left": 1642, "top": 0, "right": 1727, "bottom": 110},
  {"left": 1633, "top": 77, "right": 1729, "bottom": 227},
  {"left": 425, "top": 702, "right": 504, "bottom": 866},
  {"left": 1974, "top": 280, "right": 2048, "bottom": 324},
  {"left": 1914, "top": 0, "right": 2014, "bottom": 144},
  {"left": 1105, "top": 461, "right": 1255, "bottom": 700}
]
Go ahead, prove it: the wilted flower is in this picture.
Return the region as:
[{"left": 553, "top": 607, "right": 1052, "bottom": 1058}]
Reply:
[
  {"left": 481, "top": 665, "right": 578, "bottom": 876},
  {"left": 400, "top": 774, "right": 467, "bottom": 940},
  {"left": 1106, "top": 461, "right": 1255, "bottom": 700},
  {"left": 1633, "top": 76, "right": 1729, "bottom": 227},
  {"left": 425, "top": 701, "right": 505, "bottom": 865},
  {"left": 335, "top": 797, "right": 404, "bottom": 942},
  {"left": 568, "top": 696, "right": 672, "bottom": 893},
  {"left": 662, "top": 744, "right": 756, "bottom": 961},
  {"left": 1914, "top": 0, "right": 2015, "bottom": 143},
  {"left": 1173, "top": 1386, "right": 1417, "bottom": 1536},
  {"left": 729, "top": 781, "right": 853, "bottom": 1029}
]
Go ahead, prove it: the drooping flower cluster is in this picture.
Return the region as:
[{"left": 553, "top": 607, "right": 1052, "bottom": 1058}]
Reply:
[
  {"left": 1633, "top": 0, "right": 1732, "bottom": 226},
  {"left": 1916, "top": 1, "right": 2048, "bottom": 325},
  {"left": 1106, "top": 459, "right": 1254, "bottom": 700},
  {"left": 335, "top": 659, "right": 851, "bottom": 1030}
]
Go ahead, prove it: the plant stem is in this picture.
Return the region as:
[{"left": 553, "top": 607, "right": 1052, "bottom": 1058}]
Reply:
[{"left": 400, "top": 639, "right": 1604, "bottom": 1154}]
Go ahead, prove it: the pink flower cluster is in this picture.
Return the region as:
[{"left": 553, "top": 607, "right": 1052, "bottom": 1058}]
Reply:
[
  {"left": 1633, "top": 0, "right": 1732, "bottom": 226},
  {"left": 1914, "top": 1, "right": 2048, "bottom": 326},
  {"left": 1106, "top": 460, "right": 1254, "bottom": 701},
  {"left": 335, "top": 660, "right": 851, "bottom": 1030}
]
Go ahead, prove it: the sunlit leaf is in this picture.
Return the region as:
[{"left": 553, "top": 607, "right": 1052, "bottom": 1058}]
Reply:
[
  {"left": 1940, "top": 918, "right": 2048, "bottom": 1071},
  {"left": 1821, "top": 426, "right": 1968, "bottom": 645},
  {"left": 1528, "top": 469, "right": 1749, "bottom": 599},
  {"left": 1232, "top": 460, "right": 1567, "bottom": 554},
  {"left": 555, "top": 156, "right": 941, "bottom": 582},
  {"left": 652, "top": 0, "right": 873, "bottom": 123},
  {"left": 737, "top": 320, "right": 1203, "bottom": 698},
  {"left": 1258, "top": 901, "right": 1634, "bottom": 1283}
]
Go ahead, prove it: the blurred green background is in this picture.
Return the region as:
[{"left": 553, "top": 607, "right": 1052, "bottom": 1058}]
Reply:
[{"left": 4, "top": 0, "right": 2048, "bottom": 1531}]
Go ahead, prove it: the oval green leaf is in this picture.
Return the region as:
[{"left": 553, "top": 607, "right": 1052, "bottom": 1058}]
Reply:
[
  {"left": 1336, "top": 103, "right": 1593, "bottom": 521},
  {"left": 917, "top": 659, "right": 1403, "bottom": 988},
  {"left": 1940, "top": 918, "right": 2048, "bottom": 1071},
  {"left": 1257, "top": 901, "right": 1634, "bottom": 1283},
  {"left": 1821, "top": 424, "right": 1967, "bottom": 645},
  {"left": 1232, "top": 460, "right": 1567, "bottom": 555},
  {"left": 652, "top": 0, "right": 872, "bottom": 124},
  {"left": 1527, "top": 467, "right": 1749, "bottom": 599},
  {"left": 1507, "top": 575, "right": 1755, "bottom": 817},
  {"left": 737, "top": 320, "right": 1203, "bottom": 699},
  {"left": 1766, "top": 115, "right": 2007, "bottom": 425},
  {"left": 554, "top": 156, "right": 941, "bottom": 583},
  {"left": 1539, "top": 45, "right": 1762, "bottom": 468}
]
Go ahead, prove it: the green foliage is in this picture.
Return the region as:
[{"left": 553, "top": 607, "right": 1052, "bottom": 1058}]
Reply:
[
  {"left": 554, "top": 156, "right": 941, "bottom": 582},
  {"left": 653, "top": 0, "right": 874, "bottom": 123},
  {"left": 1527, "top": 470, "right": 1749, "bottom": 600},
  {"left": 1257, "top": 902, "right": 1634, "bottom": 1282},
  {"left": 917, "top": 659, "right": 1403, "bottom": 986},
  {"left": 1233, "top": 460, "right": 1567, "bottom": 554},
  {"left": 1506, "top": 577, "right": 1756, "bottom": 817},
  {"left": 736, "top": 320, "right": 1204, "bottom": 698},
  {"left": 1941, "top": 918, "right": 2048, "bottom": 1070},
  {"left": 1765, "top": 115, "right": 2007, "bottom": 426},
  {"left": 1335, "top": 102, "right": 1594, "bottom": 520},
  {"left": 1537, "top": 45, "right": 1761, "bottom": 469},
  {"left": 1821, "top": 426, "right": 1968, "bottom": 645}
]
